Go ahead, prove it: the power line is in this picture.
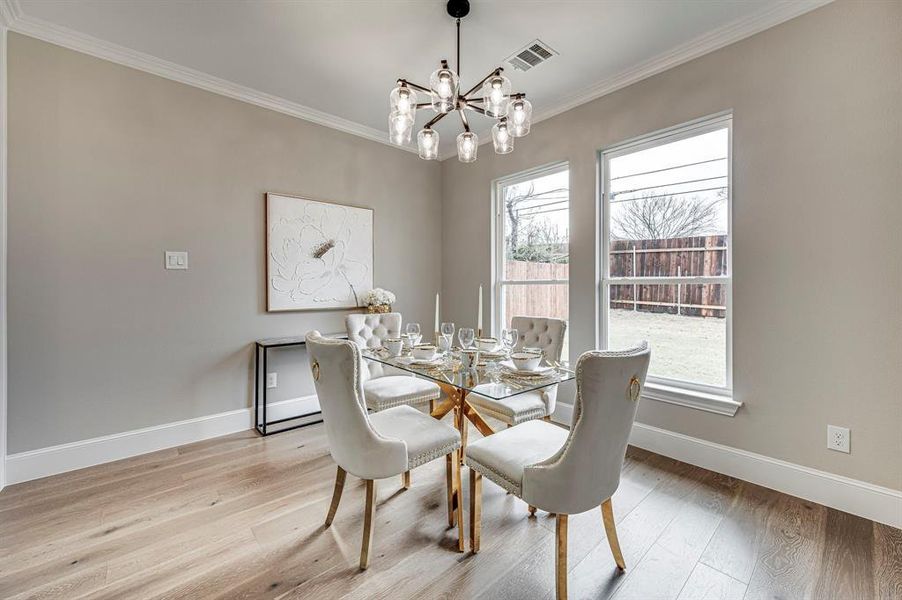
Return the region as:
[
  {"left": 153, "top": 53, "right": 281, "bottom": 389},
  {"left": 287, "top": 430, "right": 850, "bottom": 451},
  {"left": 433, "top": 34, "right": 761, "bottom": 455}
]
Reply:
[
  {"left": 609, "top": 186, "right": 727, "bottom": 204},
  {"left": 514, "top": 199, "right": 569, "bottom": 214},
  {"left": 515, "top": 206, "right": 569, "bottom": 217},
  {"left": 609, "top": 157, "right": 727, "bottom": 181},
  {"left": 612, "top": 175, "right": 727, "bottom": 197}
]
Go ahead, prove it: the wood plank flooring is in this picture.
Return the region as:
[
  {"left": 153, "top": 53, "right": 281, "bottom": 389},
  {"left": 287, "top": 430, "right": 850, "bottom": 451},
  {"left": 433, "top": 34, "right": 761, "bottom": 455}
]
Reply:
[{"left": 0, "top": 422, "right": 899, "bottom": 599}]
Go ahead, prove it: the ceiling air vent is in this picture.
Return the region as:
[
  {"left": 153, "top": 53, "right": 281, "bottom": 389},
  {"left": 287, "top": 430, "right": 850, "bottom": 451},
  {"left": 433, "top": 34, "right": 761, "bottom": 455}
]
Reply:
[{"left": 505, "top": 39, "right": 558, "bottom": 72}]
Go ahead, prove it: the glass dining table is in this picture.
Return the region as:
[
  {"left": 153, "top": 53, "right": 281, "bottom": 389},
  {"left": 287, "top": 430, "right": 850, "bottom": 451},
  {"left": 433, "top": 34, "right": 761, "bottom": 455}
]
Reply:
[{"left": 361, "top": 347, "right": 575, "bottom": 457}]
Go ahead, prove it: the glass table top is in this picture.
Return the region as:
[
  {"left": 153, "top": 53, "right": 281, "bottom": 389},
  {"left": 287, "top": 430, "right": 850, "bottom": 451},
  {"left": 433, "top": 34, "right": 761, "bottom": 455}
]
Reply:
[{"left": 361, "top": 348, "right": 574, "bottom": 400}]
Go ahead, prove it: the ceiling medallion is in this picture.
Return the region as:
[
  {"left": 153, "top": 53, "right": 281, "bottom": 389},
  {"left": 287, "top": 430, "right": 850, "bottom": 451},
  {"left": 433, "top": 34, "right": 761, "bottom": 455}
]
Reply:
[{"left": 388, "top": 0, "right": 532, "bottom": 162}]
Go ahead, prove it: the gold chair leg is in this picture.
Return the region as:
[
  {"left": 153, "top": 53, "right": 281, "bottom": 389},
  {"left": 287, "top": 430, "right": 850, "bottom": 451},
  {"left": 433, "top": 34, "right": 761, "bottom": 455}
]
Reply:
[
  {"left": 528, "top": 505, "right": 537, "bottom": 517},
  {"left": 325, "top": 466, "right": 346, "bottom": 527},
  {"left": 445, "top": 454, "right": 455, "bottom": 526},
  {"left": 430, "top": 399, "right": 435, "bottom": 414},
  {"left": 402, "top": 471, "right": 411, "bottom": 489},
  {"left": 601, "top": 498, "right": 626, "bottom": 570},
  {"left": 543, "top": 415, "right": 552, "bottom": 422},
  {"left": 556, "top": 514, "right": 568, "bottom": 600},
  {"left": 360, "top": 479, "right": 376, "bottom": 570},
  {"left": 459, "top": 409, "right": 468, "bottom": 464},
  {"left": 452, "top": 449, "right": 465, "bottom": 552},
  {"left": 470, "top": 468, "right": 482, "bottom": 553}
]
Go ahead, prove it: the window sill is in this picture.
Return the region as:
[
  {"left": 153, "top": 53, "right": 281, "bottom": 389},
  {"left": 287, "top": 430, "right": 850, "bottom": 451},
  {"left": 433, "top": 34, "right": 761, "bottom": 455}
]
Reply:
[{"left": 642, "top": 381, "right": 741, "bottom": 417}]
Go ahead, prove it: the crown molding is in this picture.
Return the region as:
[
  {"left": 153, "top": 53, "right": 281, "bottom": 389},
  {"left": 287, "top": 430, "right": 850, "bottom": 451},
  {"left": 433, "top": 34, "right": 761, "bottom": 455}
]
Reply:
[
  {"left": 2, "top": 0, "right": 832, "bottom": 162},
  {"left": 439, "top": 0, "right": 833, "bottom": 161},
  {"left": 0, "top": 0, "right": 21, "bottom": 28},
  {"left": 0, "top": 2, "right": 417, "bottom": 155}
]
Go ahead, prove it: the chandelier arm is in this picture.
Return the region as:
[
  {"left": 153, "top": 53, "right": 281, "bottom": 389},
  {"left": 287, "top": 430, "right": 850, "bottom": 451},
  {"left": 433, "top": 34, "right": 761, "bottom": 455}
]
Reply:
[
  {"left": 424, "top": 110, "right": 450, "bottom": 129},
  {"left": 458, "top": 108, "right": 471, "bottom": 133},
  {"left": 397, "top": 79, "right": 432, "bottom": 94},
  {"left": 465, "top": 104, "right": 487, "bottom": 116},
  {"left": 460, "top": 68, "right": 503, "bottom": 100},
  {"left": 466, "top": 92, "right": 524, "bottom": 103},
  {"left": 414, "top": 103, "right": 433, "bottom": 109}
]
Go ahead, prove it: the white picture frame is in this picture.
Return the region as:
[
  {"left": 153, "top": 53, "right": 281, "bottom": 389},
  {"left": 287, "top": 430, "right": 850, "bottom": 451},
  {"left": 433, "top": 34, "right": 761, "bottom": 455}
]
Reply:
[{"left": 266, "top": 193, "right": 374, "bottom": 312}]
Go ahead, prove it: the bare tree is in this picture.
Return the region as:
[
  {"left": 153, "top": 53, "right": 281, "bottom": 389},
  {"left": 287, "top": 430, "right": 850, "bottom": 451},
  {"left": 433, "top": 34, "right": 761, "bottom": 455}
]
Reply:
[
  {"left": 611, "top": 191, "right": 724, "bottom": 240},
  {"left": 504, "top": 182, "right": 568, "bottom": 256},
  {"left": 513, "top": 219, "right": 568, "bottom": 263}
]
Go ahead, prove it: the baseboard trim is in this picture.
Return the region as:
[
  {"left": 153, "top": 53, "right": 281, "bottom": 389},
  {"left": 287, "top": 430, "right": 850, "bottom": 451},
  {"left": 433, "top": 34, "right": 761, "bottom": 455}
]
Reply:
[
  {"left": 8, "top": 400, "right": 901, "bottom": 528},
  {"left": 4, "top": 395, "right": 318, "bottom": 485},
  {"left": 552, "top": 403, "right": 901, "bottom": 528}
]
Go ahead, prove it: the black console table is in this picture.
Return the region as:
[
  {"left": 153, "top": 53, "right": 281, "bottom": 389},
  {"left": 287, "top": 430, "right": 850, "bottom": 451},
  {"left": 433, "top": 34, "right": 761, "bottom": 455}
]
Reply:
[{"left": 254, "top": 334, "right": 346, "bottom": 436}]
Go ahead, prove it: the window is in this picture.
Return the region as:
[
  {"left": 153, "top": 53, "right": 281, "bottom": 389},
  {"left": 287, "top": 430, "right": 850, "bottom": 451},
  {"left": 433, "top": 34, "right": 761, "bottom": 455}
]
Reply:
[
  {"left": 600, "top": 114, "right": 735, "bottom": 412},
  {"left": 493, "top": 163, "right": 569, "bottom": 357}
]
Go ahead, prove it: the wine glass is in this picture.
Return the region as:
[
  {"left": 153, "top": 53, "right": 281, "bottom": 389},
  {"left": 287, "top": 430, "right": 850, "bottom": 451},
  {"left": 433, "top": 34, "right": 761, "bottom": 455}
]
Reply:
[
  {"left": 501, "top": 328, "right": 519, "bottom": 355},
  {"left": 406, "top": 322, "right": 421, "bottom": 346},
  {"left": 458, "top": 327, "right": 475, "bottom": 349},
  {"left": 440, "top": 323, "right": 454, "bottom": 355}
]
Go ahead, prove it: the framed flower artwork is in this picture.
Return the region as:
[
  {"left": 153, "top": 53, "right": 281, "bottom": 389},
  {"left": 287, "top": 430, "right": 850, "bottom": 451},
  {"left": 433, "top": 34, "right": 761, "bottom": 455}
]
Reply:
[{"left": 266, "top": 193, "right": 374, "bottom": 312}]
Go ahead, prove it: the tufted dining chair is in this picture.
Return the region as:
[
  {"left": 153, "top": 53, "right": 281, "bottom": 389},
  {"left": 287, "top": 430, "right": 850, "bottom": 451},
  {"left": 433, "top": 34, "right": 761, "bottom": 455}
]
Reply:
[
  {"left": 306, "top": 331, "right": 464, "bottom": 569},
  {"left": 467, "top": 316, "right": 567, "bottom": 428},
  {"left": 345, "top": 313, "right": 442, "bottom": 411},
  {"left": 464, "top": 343, "right": 650, "bottom": 600},
  {"left": 346, "top": 313, "right": 443, "bottom": 489}
]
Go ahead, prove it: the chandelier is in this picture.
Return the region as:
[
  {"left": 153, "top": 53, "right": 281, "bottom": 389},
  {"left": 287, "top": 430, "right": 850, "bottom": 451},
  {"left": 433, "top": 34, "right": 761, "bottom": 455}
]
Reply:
[{"left": 388, "top": 0, "right": 532, "bottom": 162}]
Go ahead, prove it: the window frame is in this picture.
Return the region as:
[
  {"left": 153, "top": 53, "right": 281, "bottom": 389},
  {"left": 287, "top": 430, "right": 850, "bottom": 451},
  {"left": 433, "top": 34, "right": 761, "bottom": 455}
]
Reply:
[
  {"left": 598, "top": 112, "right": 740, "bottom": 416},
  {"left": 491, "top": 161, "right": 570, "bottom": 339}
]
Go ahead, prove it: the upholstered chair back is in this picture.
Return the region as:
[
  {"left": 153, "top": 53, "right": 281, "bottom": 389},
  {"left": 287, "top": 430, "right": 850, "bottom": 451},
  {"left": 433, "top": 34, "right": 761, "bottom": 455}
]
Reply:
[
  {"left": 346, "top": 313, "right": 402, "bottom": 379},
  {"left": 510, "top": 316, "right": 567, "bottom": 363},
  {"left": 522, "top": 343, "right": 650, "bottom": 515},
  {"left": 305, "top": 331, "right": 407, "bottom": 479}
]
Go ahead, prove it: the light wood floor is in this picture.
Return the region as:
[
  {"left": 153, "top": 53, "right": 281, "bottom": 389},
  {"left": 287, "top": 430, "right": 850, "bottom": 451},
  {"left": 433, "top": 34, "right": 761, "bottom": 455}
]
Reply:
[{"left": 1, "top": 421, "right": 900, "bottom": 600}]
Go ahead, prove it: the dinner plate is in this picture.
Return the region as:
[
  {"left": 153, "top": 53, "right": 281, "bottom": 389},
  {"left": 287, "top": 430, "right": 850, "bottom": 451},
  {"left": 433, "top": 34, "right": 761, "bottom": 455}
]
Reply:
[{"left": 401, "top": 355, "right": 442, "bottom": 366}]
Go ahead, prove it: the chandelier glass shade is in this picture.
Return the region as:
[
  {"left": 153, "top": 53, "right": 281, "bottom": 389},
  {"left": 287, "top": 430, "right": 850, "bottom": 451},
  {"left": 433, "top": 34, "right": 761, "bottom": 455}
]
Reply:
[
  {"left": 390, "top": 85, "right": 417, "bottom": 120},
  {"left": 457, "top": 131, "right": 479, "bottom": 162},
  {"left": 389, "top": 111, "right": 414, "bottom": 145},
  {"left": 390, "top": 0, "right": 531, "bottom": 162},
  {"left": 509, "top": 97, "right": 533, "bottom": 137},
  {"left": 482, "top": 74, "right": 511, "bottom": 118},
  {"left": 417, "top": 128, "right": 440, "bottom": 160},
  {"left": 492, "top": 119, "right": 513, "bottom": 154}
]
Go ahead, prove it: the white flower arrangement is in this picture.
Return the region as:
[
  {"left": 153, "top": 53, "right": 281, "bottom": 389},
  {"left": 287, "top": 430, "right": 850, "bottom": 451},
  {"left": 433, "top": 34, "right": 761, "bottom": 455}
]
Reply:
[{"left": 361, "top": 287, "right": 396, "bottom": 307}]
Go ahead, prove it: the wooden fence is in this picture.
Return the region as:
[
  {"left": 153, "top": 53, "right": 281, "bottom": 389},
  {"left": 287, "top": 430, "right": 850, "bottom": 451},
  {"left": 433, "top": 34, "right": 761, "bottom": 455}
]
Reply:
[
  {"left": 609, "top": 235, "right": 726, "bottom": 317},
  {"left": 503, "top": 260, "right": 569, "bottom": 323},
  {"left": 504, "top": 235, "right": 727, "bottom": 321}
]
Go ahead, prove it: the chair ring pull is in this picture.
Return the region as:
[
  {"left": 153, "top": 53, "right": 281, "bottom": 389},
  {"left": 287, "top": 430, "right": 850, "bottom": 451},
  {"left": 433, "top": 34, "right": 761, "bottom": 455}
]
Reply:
[
  {"left": 628, "top": 376, "right": 641, "bottom": 401},
  {"left": 312, "top": 360, "right": 321, "bottom": 381}
]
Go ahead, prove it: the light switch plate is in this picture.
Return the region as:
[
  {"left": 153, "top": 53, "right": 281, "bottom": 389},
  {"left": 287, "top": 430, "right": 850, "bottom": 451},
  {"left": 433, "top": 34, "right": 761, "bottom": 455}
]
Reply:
[
  {"left": 165, "top": 251, "right": 188, "bottom": 270},
  {"left": 266, "top": 373, "right": 278, "bottom": 389}
]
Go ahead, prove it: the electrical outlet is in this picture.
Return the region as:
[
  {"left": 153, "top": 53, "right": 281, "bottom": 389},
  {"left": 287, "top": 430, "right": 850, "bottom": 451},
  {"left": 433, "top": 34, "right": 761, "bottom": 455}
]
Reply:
[
  {"left": 827, "top": 425, "right": 850, "bottom": 453},
  {"left": 266, "top": 373, "right": 278, "bottom": 389}
]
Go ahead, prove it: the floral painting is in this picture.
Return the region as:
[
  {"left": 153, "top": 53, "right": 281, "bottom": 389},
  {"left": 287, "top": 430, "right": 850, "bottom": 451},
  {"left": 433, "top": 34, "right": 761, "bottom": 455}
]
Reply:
[{"left": 266, "top": 193, "right": 373, "bottom": 311}]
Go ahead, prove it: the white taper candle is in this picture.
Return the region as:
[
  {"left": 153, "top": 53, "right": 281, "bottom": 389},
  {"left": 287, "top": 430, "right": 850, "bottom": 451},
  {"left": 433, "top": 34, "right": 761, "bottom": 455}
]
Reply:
[
  {"left": 477, "top": 285, "right": 483, "bottom": 332},
  {"left": 434, "top": 293, "right": 440, "bottom": 334}
]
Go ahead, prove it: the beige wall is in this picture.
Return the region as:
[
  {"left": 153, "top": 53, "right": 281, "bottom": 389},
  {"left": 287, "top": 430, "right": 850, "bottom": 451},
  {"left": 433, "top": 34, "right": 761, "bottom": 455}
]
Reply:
[
  {"left": 441, "top": 0, "right": 902, "bottom": 489},
  {"left": 7, "top": 33, "right": 442, "bottom": 452}
]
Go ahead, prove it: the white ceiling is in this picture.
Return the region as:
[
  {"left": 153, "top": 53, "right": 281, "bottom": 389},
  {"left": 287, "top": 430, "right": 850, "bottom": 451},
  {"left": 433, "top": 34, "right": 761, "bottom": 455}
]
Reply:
[{"left": 9, "top": 0, "right": 829, "bottom": 157}]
